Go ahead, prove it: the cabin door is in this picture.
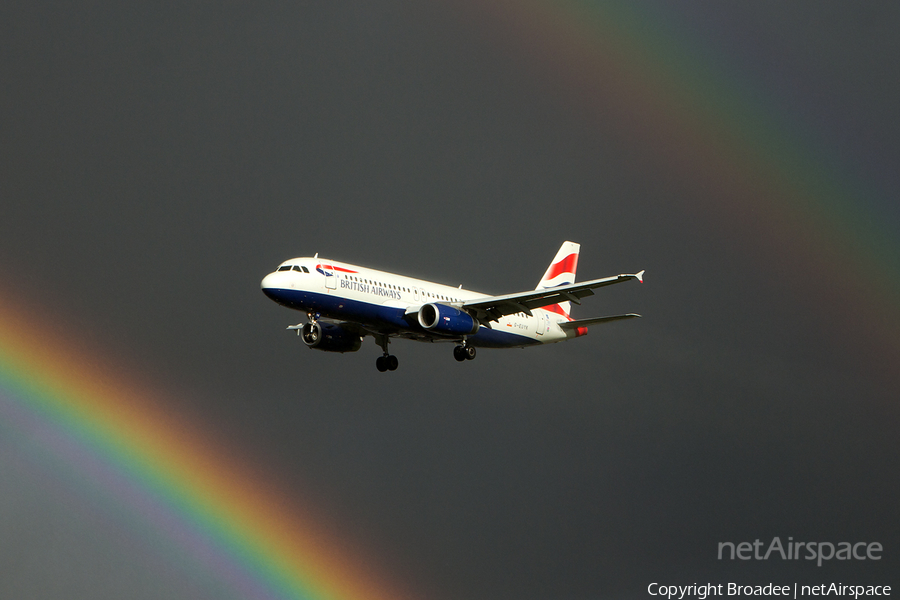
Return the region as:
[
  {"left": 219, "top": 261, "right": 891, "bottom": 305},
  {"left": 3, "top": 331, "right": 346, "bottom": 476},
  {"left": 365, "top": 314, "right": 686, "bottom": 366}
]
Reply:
[{"left": 323, "top": 264, "right": 337, "bottom": 289}]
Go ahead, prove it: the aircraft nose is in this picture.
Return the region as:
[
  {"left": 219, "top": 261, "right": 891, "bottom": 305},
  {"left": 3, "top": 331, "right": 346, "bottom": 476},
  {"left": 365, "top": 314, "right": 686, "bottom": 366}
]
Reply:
[{"left": 260, "top": 272, "right": 277, "bottom": 290}]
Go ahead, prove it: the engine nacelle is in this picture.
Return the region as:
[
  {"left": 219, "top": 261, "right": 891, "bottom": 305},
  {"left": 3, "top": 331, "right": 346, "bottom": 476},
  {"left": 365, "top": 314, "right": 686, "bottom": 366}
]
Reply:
[
  {"left": 417, "top": 303, "right": 479, "bottom": 336},
  {"left": 301, "top": 322, "right": 362, "bottom": 353}
]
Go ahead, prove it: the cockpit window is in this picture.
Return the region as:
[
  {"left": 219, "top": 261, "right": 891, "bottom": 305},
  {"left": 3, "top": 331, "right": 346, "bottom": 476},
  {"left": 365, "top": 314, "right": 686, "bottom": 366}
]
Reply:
[
  {"left": 277, "top": 265, "right": 309, "bottom": 273},
  {"left": 277, "top": 265, "right": 291, "bottom": 271}
]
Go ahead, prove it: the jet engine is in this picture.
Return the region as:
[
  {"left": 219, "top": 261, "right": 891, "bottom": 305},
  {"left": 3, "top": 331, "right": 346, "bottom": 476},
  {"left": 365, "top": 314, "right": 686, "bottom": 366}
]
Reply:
[
  {"left": 301, "top": 322, "right": 362, "bottom": 353},
  {"left": 417, "top": 303, "right": 479, "bottom": 336}
]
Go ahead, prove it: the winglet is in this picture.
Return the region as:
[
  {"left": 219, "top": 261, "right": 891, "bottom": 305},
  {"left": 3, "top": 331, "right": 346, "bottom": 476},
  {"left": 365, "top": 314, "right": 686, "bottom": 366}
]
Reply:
[{"left": 636, "top": 269, "right": 644, "bottom": 283}]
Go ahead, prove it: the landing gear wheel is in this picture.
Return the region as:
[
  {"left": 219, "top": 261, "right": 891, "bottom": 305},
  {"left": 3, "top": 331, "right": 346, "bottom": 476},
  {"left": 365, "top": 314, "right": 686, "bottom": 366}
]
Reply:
[
  {"left": 374, "top": 335, "right": 398, "bottom": 372},
  {"left": 453, "top": 345, "right": 467, "bottom": 362},
  {"left": 376, "top": 354, "right": 399, "bottom": 372},
  {"left": 301, "top": 322, "right": 320, "bottom": 345},
  {"left": 454, "top": 345, "right": 476, "bottom": 361}
]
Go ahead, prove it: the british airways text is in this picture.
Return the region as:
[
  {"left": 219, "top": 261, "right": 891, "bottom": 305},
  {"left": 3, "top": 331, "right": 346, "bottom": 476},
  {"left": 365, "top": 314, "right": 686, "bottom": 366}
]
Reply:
[{"left": 340, "top": 279, "right": 402, "bottom": 300}]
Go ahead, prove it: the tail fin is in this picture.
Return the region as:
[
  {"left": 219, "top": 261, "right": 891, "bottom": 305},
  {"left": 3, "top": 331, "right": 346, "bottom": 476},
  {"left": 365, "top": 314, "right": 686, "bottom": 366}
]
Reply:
[{"left": 536, "top": 241, "right": 580, "bottom": 317}]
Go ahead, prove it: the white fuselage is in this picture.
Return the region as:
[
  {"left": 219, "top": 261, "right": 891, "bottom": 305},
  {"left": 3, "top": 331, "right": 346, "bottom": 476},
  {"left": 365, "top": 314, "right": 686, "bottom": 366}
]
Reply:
[{"left": 260, "top": 257, "right": 576, "bottom": 347}]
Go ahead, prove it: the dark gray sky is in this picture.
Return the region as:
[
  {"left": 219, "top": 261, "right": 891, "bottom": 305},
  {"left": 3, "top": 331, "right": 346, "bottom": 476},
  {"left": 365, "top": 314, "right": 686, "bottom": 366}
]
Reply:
[{"left": 1, "top": 1, "right": 897, "bottom": 598}]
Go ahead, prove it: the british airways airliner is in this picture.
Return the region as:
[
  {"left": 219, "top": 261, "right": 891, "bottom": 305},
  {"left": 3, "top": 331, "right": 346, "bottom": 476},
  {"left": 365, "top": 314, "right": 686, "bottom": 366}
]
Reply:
[{"left": 261, "top": 241, "right": 644, "bottom": 371}]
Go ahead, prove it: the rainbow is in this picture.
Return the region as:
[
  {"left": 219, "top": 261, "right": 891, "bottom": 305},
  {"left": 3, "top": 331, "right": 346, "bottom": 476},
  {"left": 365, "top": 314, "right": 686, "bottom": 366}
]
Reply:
[
  {"left": 454, "top": 0, "right": 900, "bottom": 379},
  {"left": 0, "top": 293, "right": 412, "bottom": 600}
]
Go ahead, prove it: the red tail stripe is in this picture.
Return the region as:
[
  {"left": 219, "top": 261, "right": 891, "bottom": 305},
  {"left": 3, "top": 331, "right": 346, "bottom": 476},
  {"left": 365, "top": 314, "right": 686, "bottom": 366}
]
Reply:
[{"left": 544, "top": 253, "right": 579, "bottom": 281}]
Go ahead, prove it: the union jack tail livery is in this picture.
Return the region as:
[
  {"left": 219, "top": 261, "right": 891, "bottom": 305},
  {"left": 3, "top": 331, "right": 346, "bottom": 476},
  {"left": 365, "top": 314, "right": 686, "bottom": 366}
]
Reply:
[{"left": 261, "top": 241, "right": 644, "bottom": 371}]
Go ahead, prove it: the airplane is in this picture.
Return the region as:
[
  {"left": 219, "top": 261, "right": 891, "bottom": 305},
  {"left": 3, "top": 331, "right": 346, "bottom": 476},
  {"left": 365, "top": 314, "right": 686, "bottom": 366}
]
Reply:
[{"left": 260, "top": 241, "right": 644, "bottom": 371}]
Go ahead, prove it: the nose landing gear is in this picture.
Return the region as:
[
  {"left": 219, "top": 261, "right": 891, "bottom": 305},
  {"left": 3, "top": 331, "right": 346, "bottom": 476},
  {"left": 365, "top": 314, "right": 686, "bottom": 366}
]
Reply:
[{"left": 299, "top": 312, "right": 321, "bottom": 345}]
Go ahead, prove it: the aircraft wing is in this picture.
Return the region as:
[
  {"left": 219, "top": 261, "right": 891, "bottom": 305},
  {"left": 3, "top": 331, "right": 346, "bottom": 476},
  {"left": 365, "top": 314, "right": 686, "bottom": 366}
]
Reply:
[{"left": 463, "top": 270, "right": 644, "bottom": 322}]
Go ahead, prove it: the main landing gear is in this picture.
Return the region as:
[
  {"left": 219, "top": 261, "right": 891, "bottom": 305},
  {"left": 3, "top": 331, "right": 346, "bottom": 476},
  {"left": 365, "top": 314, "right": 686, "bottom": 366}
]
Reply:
[
  {"left": 371, "top": 336, "right": 475, "bottom": 371},
  {"left": 374, "top": 334, "right": 399, "bottom": 372},
  {"left": 453, "top": 344, "right": 476, "bottom": 362},
  {"left": 376, "top": 354, "right": 399, "bottom": 372}
]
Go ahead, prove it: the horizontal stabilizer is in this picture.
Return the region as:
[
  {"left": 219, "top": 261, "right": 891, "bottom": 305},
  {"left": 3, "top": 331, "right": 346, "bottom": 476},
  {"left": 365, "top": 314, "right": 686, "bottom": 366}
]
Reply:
[{"left": 559, "top": 313, "right": 641, "bottom": 330}]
